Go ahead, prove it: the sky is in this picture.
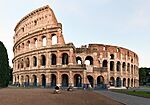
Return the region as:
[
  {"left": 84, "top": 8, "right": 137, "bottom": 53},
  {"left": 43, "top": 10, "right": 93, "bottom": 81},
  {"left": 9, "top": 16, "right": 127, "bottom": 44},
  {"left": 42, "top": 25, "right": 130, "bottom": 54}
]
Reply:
[{"left": 0, "top": 0, "right": 150, "bottom": 67}]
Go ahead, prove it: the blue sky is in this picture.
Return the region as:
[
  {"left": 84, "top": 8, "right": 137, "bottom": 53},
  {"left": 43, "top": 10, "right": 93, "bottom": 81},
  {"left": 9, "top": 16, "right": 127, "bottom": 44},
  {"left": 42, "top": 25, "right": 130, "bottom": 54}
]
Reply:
[{"left": 0, "top": 0, "right": 149, "bottom": 67}]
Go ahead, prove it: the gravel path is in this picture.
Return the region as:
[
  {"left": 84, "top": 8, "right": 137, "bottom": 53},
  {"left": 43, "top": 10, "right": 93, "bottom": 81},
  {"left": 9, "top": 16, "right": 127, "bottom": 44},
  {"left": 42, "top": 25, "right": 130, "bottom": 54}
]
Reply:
[
  {"left": 0, "top": 88, "right": 123, "bottom": 105},
  {"left": 95, "top": 90, "right": 150, "bottom": 105}
]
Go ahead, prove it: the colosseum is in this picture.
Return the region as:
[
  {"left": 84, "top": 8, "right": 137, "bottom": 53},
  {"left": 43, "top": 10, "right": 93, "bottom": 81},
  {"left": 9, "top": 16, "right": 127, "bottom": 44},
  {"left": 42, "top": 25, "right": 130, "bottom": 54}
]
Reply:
[{"left": 12, "top": 5, "right": 139, "bottom": 89}]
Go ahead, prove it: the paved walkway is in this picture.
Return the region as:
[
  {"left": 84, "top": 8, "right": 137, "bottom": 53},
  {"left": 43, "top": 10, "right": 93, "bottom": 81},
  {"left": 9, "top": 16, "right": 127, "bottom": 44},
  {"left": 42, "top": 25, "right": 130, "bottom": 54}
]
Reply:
[{"left": 95, "top": 90, "right": 150, "bottom": 105}]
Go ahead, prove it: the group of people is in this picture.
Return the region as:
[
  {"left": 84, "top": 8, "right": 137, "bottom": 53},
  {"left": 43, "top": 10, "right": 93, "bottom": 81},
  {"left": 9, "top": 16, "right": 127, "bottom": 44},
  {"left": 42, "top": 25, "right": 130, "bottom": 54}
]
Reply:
[{"left": 54, "top": 86, "right": 73, "bottom": 94}]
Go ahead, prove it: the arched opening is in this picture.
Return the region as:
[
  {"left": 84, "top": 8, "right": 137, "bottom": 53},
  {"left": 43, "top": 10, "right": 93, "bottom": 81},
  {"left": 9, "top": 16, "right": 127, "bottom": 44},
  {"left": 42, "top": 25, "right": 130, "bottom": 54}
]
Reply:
[
  {"left": 21, "top": 59, "right": 24, "bottom": 68},
  {"left": 128, "top": 78, "right": 130, "bottom": 87},
  {"left": 51, "top": 54, "right": 57, "bottom": 65},
  {"left": 74, "top": 74, "right": 82, "bottom": 87},
  {"left": 51, "top": 74, "right": 56, "bottom": 87},
  {"left": 131, "top": 65, "right": 133, "bottom": 74},
  {"left": 102, "top": 60, "right": 107, "bottom": 67},
  {"left": 27, "top": 40, "right": 30, "bottom": 49},
  {"left": 52, "top": 34, "right": 57, "bottom": 45},
  {"left": 87, "top": 75, "right": 94, "bottom": 87},
  {"left": 131, "top": 78, "right": 133, "bottom": 87},
  {"left": 26, "top": 58, "right": 30, "bottom": 67},
  {"left": 122, "top": 62, "right": 126, "bottom": 71},
  {"left": 33, "top": 56, "right": 37, "bottom": 67},
  {"left": 110, "top": 61, "right": 114, "bottom": 71},
  {"left": 116, "top": 61, "right": 121, "bottom": 71},
  {"left": 42, "top": 36, "right": 46, "bottom": 46},
  {"left": 110, "top": 77, "right": 115, "bottom": 86},
  {"left": 127, "top": 63, "right": 130, "bottom": 71},
  {"left": 123, "top": 78, "right": 126, "bottom": 87},
  {"left": 25, "top": 75, "right": 29, "bottom": 87},
  {"left": 32, "top": 75, "right": 37, "bottom": 87},
  {"left": 62, "top": 74, "right": 69, "bottom": 87},
  {"left": 41, "top": 55, "right": 46, "bottom": 66},
  {"left": 110, "top": 54, "right": 114, "bottom": 59},
  {"left": 34, "top": 38, "right": 38, "bottom": 48},
  {"left": 76, "top": 56, "right": 82, "bottom": 64},
  {"left": 62, "top": 53, "right": 69, "bottom": 65},
  {"left": 116, "top": 77, "right": 121, "bottom": 87},
  {"left": 85, "top": 56, "right": 93, "bottom": 65},
  {"left": 97, "top": 76, "right": 104, "bottom": 87},
  {"left": 41, "top": 74, "right": 46, "bottom": 88}
]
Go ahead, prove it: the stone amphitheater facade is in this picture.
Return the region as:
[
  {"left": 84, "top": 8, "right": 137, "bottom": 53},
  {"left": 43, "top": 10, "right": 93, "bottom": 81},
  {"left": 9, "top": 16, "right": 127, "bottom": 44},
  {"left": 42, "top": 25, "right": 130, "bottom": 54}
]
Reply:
[{"left": 12, "top": 5, "right": 139, "bottom": 88}]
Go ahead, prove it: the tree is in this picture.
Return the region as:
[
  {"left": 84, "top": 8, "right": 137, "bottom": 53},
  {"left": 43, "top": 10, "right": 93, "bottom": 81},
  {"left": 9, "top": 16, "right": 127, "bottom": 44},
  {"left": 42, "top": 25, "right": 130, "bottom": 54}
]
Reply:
[
  {"left": 139, "top": 68, "right": 147, "bottom": 85},
  {"left": 0, "top": 41, "right": 9, "bottom": 87}
]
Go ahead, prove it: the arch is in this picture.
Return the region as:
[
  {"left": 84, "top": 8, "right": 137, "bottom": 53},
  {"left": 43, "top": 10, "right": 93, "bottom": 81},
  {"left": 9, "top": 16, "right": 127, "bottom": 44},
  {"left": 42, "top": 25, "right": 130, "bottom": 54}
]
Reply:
[
  {"left": 123, "top": 78, "right": 126, "bottom": 87},
  {"left": 131, "top": 65, "right": 133, "bottom": 74},
  {"left": 41, "top": 55, "right": 46, "bottom": 66},
  {"left": 87, "top": 75, "right": 94, "bottom": 87},
  {"left": 85, "top": 56, "right": 93, "bottom": 65},
  {"left": 62, "top": 53, "right": 69, "bottom": 65},
  {"left": 27, "top": 40, "right": 30, "bottom": 49},
  {"left": 110, "top": 77, "right": 115, "bottom": 86},
  {"left": 110, "top": 54, "right": 114, "bottom": 59},
  {"left": 102, "top": 60, "right": 107, "bottom": 67},
  {"left": 122, "top": 62, "right": 126, "bottom": 71},
  {"left": 76, "top": 56, "right": 82, "bottom": 64},
  {"left": 116, "top": 77, "right": 121, "bottom": 87},
  {"left": 97, "top": 76, "right": 104, "bottom": 87},
  {"left": 25, "top": 75, "right": 29, "bottom": 87},
  {"left": 21, "top": 59, "right": 24, "bottom": 68},
  {"left": 116, "top": 61, "right": 121, "bottom": 71},
  {"left": 26, "top": 58, "right": 30, "bottom": 67},
  {"left": 51, "top": 54, "right": 57, "bottom": 65},
  {"left": 74, "top": 74, "right": 82, "bottom": 87},
  {"left": 52, "top": 34, "right": 57, "bottom": 45},
  {"left": 110, "top": 61, "right": 114, "bottom": 71},
  {"left": 61, "top": 74, "right": 69, "bottom": 87},
  {"left": 127, "top": 78, "right": 130, "bottom": 87},
  {"left": 34, "top": 38, "right": 38, "bottom": 48},
  {"left": 42, "top": 36, "right": 46, "bottom": 46},
  {"left": 41, "top": 74, "right": 46, "bottom": 87},
  {"left": 127, "top": 63, "right": 130, "bottom": 71},
  {"left": 51, "top": 74, "right": 56, "bottom": 87},
  {"left": 131, "top": 78, "right": 133, "bottom": 87},
  {"left": 32, "top": 75, "right": 37, "bottom": 87},
  {"left": 33, "top": 56, "right": 37, "bottom": 67}
]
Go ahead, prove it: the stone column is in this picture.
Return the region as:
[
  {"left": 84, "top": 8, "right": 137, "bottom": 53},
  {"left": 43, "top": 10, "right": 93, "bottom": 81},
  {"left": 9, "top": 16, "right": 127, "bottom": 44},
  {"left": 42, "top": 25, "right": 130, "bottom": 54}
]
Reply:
[
  {"left": 69, "top": 49, "right": 74, "bottom": 65},
  {"left": 57, "top": 71, "right": 61, "bottom": 86},
  {"left": 57, "top": 51, "right": 61, "bottom": 65},
  {"left": 69, "top": 71, "right": 73, "bottom": 86}
]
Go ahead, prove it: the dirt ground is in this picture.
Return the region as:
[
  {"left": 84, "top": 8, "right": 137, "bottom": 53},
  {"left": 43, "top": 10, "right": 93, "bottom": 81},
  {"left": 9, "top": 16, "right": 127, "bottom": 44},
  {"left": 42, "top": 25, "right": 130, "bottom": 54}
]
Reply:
[{"left": 0, "top": 88, "right": 124, "bottom": 105}]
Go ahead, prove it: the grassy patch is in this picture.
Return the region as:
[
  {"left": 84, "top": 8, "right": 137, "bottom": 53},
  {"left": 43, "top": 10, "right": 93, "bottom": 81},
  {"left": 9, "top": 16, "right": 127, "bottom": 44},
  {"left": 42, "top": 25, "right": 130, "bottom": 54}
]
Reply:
[{"left": 110, "top": 89, "right": 150, "bottom": 98}]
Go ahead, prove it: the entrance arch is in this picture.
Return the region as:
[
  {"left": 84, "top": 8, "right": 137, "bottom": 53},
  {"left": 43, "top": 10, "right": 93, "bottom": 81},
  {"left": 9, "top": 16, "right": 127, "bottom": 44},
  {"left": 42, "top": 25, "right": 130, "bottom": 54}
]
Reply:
[
  {"left": 41, "top": 74, "right": 46, "bottom": 88},
  {"left": 110, "top": 77, "right": 115, "bottom": 86},
  {"left": 87, "top": 75, "right": 94, "bottom": 87},
  {"left": 116, "top": 77, "right": 121, "bottom": 87},
  {"left": 97, "top": 76, "right": 104, "bottom": 87},
  {"left": 32, "top": 75, "right": 37, "bottom": 87},
  {"left": 62, "top": 74, "right": 69, "bottom": 87},
  {"left": 74, "top": 74, "right": 82, "bottom": 87},
  {"left": 51, "top": 74, "right": 56, "bottom": 87},
  {"left": 25, "top": 75, "right": 29, "bottom": 87}
]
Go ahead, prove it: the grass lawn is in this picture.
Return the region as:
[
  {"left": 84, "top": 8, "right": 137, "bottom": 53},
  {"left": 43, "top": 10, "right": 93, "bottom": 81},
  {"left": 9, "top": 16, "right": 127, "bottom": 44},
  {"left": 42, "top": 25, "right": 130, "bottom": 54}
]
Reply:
[{"left": 110, "top": 89, "right": 150, "bottom": 98}]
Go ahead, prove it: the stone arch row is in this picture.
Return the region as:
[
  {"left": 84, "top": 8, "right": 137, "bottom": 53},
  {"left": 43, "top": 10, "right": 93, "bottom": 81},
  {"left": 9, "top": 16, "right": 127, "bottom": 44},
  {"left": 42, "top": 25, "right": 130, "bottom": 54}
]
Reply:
[
  {"left": 15, "top": 33, "right": 59, "bottom": 55},
  {"left": 102, "top": 60, "right": 138, "bottom": 73},
  {"left": 14, "top": 74, "right": 105, "bottom": 88},
  {"left": 14, "top": 53, "right": 69, "bottom": 69},
  {"left": 109, "top": 77, "right": 136, "bottom": 87}
]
